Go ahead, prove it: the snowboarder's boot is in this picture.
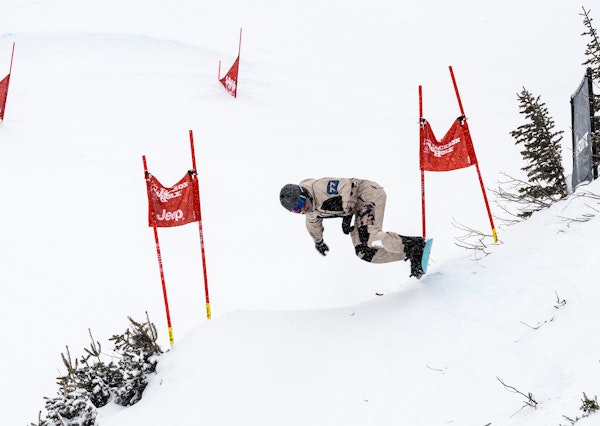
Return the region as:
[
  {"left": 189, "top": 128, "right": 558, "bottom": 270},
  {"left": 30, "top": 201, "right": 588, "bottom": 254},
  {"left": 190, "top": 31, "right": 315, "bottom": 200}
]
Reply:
[{"left": 400, "top": 235, "right": 426, "bottom": 278}]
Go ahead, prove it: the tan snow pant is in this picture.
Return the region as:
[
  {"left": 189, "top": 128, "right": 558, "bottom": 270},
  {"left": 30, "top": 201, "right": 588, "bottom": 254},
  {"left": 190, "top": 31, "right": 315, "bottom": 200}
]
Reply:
[{"left": 349, "top": 181, "right": 407, "bottom": 264}]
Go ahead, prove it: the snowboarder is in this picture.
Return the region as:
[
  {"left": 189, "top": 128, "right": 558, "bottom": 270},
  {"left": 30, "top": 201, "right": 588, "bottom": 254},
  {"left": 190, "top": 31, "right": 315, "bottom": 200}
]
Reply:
[{"left": 279, "top": 178, "right": 428, "bottom": 278}]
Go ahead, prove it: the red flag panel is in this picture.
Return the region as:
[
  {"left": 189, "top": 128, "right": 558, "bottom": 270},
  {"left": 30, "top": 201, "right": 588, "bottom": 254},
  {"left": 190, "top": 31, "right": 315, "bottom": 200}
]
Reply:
[
  {"left": 147, "top": 173, "right": 199, "bottom": 227},
  {"left": 0, "top": 73, "right": 10, "bottom": 120},
  {"left": 420, "top": 118, "right": 477, "bottom": 172},
  {"left": 220, "top": 56, "right": 239, "bottom": 98}
]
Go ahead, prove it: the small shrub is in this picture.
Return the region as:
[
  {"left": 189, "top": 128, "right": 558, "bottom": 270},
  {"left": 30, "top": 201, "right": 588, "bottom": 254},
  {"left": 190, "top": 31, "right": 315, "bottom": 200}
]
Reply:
[
  {"left": 580, "top": 392, "right": 599, "bottom": 415},
  {"left": 31, "top": 313, "right": 163, "bottom": 425},
  {"left": 110, "top": 315, "right": 163, "bottom": 406},
  {"left": 42, "top": 389, "right": 97, "bottom": 426}
]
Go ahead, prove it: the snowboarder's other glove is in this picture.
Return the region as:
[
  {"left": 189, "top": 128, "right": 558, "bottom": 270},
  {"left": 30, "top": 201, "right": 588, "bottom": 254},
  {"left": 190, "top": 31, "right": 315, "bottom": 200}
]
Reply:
[
  {"left": 315, "top": 240, "right": 329, "bottom": 256},
  {"left": 342, "top": 215, "right": 354, "bottom": 234},
  {"left": 358, "top": 226, "right": 370, "bottom": 245}
]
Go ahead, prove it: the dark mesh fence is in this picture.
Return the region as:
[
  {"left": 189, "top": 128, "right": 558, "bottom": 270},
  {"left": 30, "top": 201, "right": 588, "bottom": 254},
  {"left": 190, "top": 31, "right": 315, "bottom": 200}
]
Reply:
[{"left": 571, "top": 68, "right": 596, "bottom": 189}]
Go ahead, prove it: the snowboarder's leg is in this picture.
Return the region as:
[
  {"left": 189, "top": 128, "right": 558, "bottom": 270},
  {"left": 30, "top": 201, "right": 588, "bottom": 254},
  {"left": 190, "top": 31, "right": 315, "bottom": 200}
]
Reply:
[
  {"left": 350, "top": 182, "right": 424, "bottom": 266},
  {"left": 353, "top": 187, "right": 404, "bottom": 254},
  {"left": 351, "top": 228, "right": 406, "bottom": 264},
  {"left": 357, "top": 245, "right": 405, "bottom": 263}
]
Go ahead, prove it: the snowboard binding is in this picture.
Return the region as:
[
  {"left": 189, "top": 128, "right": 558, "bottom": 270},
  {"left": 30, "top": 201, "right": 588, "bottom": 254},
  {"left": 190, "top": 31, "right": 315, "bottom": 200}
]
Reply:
[{"left": 401, "top": 236, "right": 432, "bottom": 279}]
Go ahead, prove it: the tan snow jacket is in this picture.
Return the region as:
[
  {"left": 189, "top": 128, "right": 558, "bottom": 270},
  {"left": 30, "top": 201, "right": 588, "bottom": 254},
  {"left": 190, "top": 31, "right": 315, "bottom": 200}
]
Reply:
[{"left": 299, "top": 177, "right": 362, "bottom": 242}]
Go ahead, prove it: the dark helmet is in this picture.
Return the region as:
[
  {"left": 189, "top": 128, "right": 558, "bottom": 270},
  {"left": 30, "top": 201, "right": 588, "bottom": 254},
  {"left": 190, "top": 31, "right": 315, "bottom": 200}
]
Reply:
[{"left": 280, "top": 184, "right": 306, "bottom": 211}]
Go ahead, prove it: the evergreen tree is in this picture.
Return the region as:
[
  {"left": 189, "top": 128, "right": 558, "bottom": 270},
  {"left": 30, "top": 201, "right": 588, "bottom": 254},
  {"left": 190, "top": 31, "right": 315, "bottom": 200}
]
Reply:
[
  {"left": 580, "top": 6, "right": 600, "bottom": 170},
  {"left": 581, "top": 7, "right": 600, "bottom": 92},
  {"left": 509, "top": 88, "right": 567, "bottom": 217},
  {"left": 110, "top": 314, "right": 163, "bottom": 406}
]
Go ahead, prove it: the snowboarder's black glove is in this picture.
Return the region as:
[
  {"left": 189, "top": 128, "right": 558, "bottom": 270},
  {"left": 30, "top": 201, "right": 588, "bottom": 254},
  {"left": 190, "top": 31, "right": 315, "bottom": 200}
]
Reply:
[
  {"left": 315, "top": 240, "right": 329, "bottom": 256},
  {"left": 358, "top": 225, "right": 369, "bottom": 245},
  {"left": 341, "top": 215, "right": 354, "bottom": 234}
]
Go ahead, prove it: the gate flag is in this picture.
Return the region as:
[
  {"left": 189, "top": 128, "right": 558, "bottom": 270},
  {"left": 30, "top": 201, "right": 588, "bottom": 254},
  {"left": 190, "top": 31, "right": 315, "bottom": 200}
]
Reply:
[
  {"left": 218, "top": 28, "right": 242, "bottom": 98},
  {"left": 219, "top": 55, "right": 239, "bottom": 98},
  {"left": 146, "top": 172, "right": 199, "bottom": 227},
  {"left": 0, "top": 74, "right": 10, "bottom": 121},
  {"left": 0, "top": 42, "right": 14, "bottom": 121},
  {"left": 420, "top": 117, "right": 477, "bottom": 172},
  {"left": 419, "top": 66, "right": 497, "bottom": 243}
]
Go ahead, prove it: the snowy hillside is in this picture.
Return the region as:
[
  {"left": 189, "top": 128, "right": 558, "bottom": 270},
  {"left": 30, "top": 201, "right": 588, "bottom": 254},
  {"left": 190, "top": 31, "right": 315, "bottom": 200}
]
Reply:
[
  {"left": 0, "top": 0, "right": 598, "bottom": 425},
  {"left": 96, "top": 179, "right": 600, "bottom": 426}
]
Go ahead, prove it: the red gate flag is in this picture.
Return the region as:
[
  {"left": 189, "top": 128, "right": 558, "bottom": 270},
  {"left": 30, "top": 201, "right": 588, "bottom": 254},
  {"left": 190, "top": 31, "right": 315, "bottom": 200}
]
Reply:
[
  {"left": 418, "top": 66, "right": 497, "bottom": 243},
  {"left": 218, "top": 28, "right": 242, "bottom": 98},
  {"left": 0, "top": 74, "right": 10, "bottom": 121},
  {"left": 146, "top": 172, "right": 199, "bottom": 227},
  {"left": 420, "top": 117, "right": 477, "bottom": 172},
  {"left": 1, "top": 42, "right": 15, "bottom": 121},
  {"left": 219, "top": 55, "right": 239, "bottom": 97}
]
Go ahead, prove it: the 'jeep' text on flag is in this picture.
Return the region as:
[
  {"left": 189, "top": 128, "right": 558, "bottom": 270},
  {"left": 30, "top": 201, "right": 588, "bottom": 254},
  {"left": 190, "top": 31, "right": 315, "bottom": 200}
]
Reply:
[
  {"left": 420, "top": 117, "right": 477, "bottom": 172},
  {"left": 146, "top": 172, "right": 199, "bottom": 227}
]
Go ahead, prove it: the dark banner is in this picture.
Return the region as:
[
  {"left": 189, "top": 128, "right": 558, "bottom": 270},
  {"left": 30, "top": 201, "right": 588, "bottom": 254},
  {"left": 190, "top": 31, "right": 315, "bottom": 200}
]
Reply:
[{"left": 571, "top": 68, "right": 594, "bottom": 189}]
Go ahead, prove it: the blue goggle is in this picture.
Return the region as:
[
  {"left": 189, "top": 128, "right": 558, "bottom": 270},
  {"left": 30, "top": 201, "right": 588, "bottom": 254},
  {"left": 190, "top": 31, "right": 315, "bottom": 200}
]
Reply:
[{"left": 292, "top": 195, "right": 307, "bottom": 213}]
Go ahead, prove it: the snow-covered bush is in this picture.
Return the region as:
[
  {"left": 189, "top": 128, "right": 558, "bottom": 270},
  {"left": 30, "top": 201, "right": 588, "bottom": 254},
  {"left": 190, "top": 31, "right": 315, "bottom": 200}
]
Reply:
[
  {"left": 40, "top": 390, "right": 97, "bottom": 426},
  {"left": 110, "top": 315, "right": 163, "bottom": 406},
  {"left": 30, "top": 313, "right": 163, "bottom": 426}
]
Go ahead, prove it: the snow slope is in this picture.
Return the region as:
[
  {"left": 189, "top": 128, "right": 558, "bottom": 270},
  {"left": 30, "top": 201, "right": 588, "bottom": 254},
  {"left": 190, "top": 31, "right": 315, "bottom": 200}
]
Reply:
[
  {"left": 98, "top": 180, "right": 600, "bottom": 426},
  {"left": 0, "top": 0, "right": 597, "bottom": 425}
]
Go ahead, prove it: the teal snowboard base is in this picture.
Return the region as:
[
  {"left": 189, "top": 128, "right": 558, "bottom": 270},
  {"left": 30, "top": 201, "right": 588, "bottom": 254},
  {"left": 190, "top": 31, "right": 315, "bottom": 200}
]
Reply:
[{"left": 421, "top": 238, "right": 433, "bottom": 276}]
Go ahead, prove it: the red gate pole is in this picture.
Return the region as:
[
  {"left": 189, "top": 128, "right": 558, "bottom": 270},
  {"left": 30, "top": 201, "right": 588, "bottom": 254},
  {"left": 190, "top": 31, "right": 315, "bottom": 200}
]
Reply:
[
  {"left": 419, "top": 85, "right": 427, "bottom": 238},
  {"left": 9, "top": 42, "right": 15, "bottom": 74},
  {"left": 143, "top": 155, "right": 175, "bottom": 347},
  {"left": 188, "top": 130, "right": 212, "bottom": 320},
  {"left": 448, "top": 66, "right": 498, "bottom": 243},
  {"left": 234, "top": 28, "right": 242, "bottom": 99}
]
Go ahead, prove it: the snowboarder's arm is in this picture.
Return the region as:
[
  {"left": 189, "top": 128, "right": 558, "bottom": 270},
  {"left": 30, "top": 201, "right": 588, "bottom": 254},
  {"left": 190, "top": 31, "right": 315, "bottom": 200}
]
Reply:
[
  {"left": 341, "top": 215, "right": 353, "bottom": 234},
  {"left": 305, "top": 215, "right": 324, "bottom": 243}
]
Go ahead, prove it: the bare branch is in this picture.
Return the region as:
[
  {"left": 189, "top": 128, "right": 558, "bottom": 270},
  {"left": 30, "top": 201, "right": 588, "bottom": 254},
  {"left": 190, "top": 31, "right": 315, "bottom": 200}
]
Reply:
[
  {"left": 554, "top": 291, "right": 567, "bottom": 309},
  {"left": 452, "top": 218, "right": 500, "bottom": 258},
  {"left": 492, "top": 172, "right": 559, "bottom": 219},
  {"left": 520, "top": 319, "right": 553, "bottom": 330},
  {"left": 555, "top": 189, "right": 600, "bottom": 226},
  {"left": 497, "top": 377, "right": 538, "bottom": 409}
]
